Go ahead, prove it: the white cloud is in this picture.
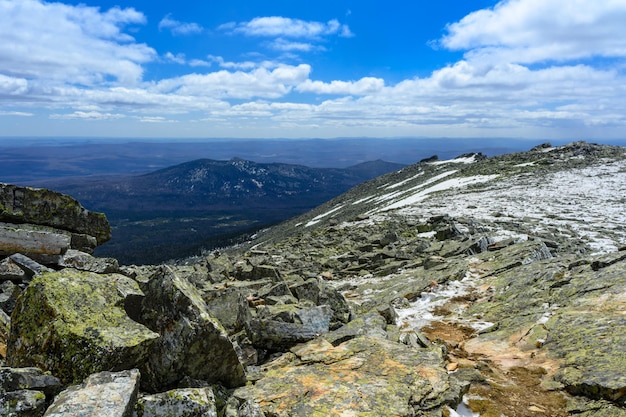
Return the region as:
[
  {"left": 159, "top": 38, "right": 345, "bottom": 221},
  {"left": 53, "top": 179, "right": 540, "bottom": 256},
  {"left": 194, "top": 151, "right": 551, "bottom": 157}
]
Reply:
[
  {"left": 297, "top": 77, "right": 385, "bottom": 95},
  {"left": 220, "top": 16, "right": 352, "bottom": 39},
  {"left": 50, "top": 111, "right": 125, "bottom": 120},
  {"left": 267, "top": 39, "right": 318, "bottom": 52},
  {"left": 164, "top": 52, "right": 187, "bottom": 65},
  {"left": 159, "top": 14, "right": 203, "bottom": 36},
  {"left": 0, "top": 110, "right": 32, "bottom": 117},
  {"left": 441, "top": 0, "right": 626, "bottom": 64},
  {"left": 0, "top": 0, "right": 155, "bottom": 86},
  {"left": 154, "top": 64, "right": 311, "bottom": 99}
]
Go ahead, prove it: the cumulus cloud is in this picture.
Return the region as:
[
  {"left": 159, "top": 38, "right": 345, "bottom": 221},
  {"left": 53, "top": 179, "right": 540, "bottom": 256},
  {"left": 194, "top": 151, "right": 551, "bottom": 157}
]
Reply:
[
  {"left": 0, "top": 0, "right": 155, "bottom": 86},
  {"left": 154, "top": 64, "right": 312, "bottom": 99},
  {"left": 220, "top": 16, "right": 352, "bottom": 39},
  {"left": 440, "top": 0, "right": 626, "bottom": 64},
  {"left": 297, "top": 77, "right": 385, "bottom": 95},
  {"left": 159, "top": 14, "right": 203, "bottom": 36}
]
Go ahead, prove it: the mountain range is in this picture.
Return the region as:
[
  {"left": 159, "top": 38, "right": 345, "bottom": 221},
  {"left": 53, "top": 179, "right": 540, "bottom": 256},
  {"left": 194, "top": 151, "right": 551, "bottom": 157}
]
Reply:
[{"left": 36, "top": 158, "right": 405, "bottom": 264}]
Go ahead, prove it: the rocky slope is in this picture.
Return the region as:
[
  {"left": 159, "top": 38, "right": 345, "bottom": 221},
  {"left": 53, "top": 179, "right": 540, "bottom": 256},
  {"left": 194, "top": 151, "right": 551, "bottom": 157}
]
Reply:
[{"left": 1, "top": 141, "right": 625, "bottom": 416}]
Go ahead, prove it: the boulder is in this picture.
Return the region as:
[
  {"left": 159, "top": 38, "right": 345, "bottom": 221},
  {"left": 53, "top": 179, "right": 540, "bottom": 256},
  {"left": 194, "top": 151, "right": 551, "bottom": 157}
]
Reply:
[
  {"left": 58, "top": 249, "right": 120, "bottom": 274},
  {"left": 134, "top": 387, "right": 217, "bottom": 417},
  {"left": 0, "top": 366, "right": 63, "bottom": 416},
  {"left": 7, "top": 270, "right": 159, "bottom": 384},
  {"left": 234, "top": 336, "right": 455, "bottom": 416},
  {"left": 137, "top": 266, "right": 246, "bottom": 392},
  {"left": 6, "top": 254, "right": 53, "bottom": 279},
  {"left": 0, "top": 256, "right": 30, "bottom": 282},
  {"left": 246, "top": 305, "right": 332, "bottom": 350},
  {"left": 0, "top": 183, "right": 111, "bottom": 245},
  {"left": 43, "top": 369, "right": 140, "bottom": 417},
  {"left": 202, "top": 286, "right": 251, "bottom": 335}
]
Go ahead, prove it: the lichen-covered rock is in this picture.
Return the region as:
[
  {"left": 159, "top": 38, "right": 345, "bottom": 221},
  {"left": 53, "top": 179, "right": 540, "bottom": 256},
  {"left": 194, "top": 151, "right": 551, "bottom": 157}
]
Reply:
[
  {"left": 43, "top": 369, "right": 140, "bottom": 417},
  {"left": 234, "top": 336, "right": 454, "bottom": 416},
  {"left": 202, "top": 286, "right": 251, "bottom": 335},
  {"left": 0, "top": 184, "right": 111, "bottom": 246},
  {"left": 138, "top": 266, "right": 246, "bottom": 392},
  {"left": 6, "top": 270, "right": 159, "bottom": 384},
  {"left": 134, "top": 387, "right": 217, "bottom": 417}
]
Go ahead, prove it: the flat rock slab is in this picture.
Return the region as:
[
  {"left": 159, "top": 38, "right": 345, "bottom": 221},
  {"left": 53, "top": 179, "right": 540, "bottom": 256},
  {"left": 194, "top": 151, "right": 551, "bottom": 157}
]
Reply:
[
  {"left": 235, "top": 336, "right": 453, "bottom": 416},
  {"left": 44, "top": 369, "right": 140, "bottom": 417},
  {"left": 0, "top": 222, "right": 71, "bottom": 257},
  {"left": 0, "top": 183, "right": 111, "bottom": 245}
]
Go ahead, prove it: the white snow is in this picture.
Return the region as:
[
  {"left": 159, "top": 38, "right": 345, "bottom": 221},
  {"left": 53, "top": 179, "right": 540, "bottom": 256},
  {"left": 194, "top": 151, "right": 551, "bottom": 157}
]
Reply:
[
  {"left": 385, "top": 171, "right": 425, "bottom": 189},
  {"left": 304, "top": 205, "right": 345, "bottom": 227},
  {"left": 394, "top": 159, "right": 626, "bottom": 255},
  {"left": 379, "top": 175, "right": 499, "bottom": 212},
  {"left": 430, "top": 155, "right": 478, "bottom": 165}
]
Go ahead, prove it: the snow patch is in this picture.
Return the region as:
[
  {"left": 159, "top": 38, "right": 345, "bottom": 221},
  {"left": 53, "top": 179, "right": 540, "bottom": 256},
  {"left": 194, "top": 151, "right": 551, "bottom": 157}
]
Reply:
[
  {"left": 380, "top": 175, "right": 499, "bottom": 212},
  {"left": 304, "top": 205, "right": 345, "bottom": 227},
  {"left": 430, "top": 155, "right": 478, "bottom": 165}
]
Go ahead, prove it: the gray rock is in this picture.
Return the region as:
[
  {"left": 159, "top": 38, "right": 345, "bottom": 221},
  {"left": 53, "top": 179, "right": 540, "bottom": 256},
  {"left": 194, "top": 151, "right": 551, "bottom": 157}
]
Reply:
[
  {"left": 7, "top": 254, "right": 53, "bottom": 278},
  {"left": 43, "top": 369, "right": 140, "bottom": 417},
  {"left": 0, "top": 257, "right": 28, "bottom": 281},
  {"left": 0, "top": 280, "right": 21, "bottom": 315},
  {"left": 0, "top": 222, "right": 71, "bottom": 258},
  {"left": 323, "top": 311, "right": 387, "bottom": 346},
  {"left": 246, "top": 305, "right": 332, "bottom": 350},
  {"left": 134, "top": 387, "right": 217, "bottom": 417},
  {"left": 0, "top": 183, "right": 111, "bottom": 245},
  {"left": 58, "top": 250, "right": 120, "bottom": 274},
  {"left": 202, "top": 286, "right": 251, "bottom": 335},
  {"left": 138, "top": 266, "right": 246, "bottom": 392},
  {"left": 0, "top": 367, "right": 63, "bottom": 398}
]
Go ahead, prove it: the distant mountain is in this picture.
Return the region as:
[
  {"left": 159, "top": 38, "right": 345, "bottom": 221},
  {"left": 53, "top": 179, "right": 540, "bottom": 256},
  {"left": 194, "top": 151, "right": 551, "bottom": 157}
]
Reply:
[{"left": 37, "top": 158, "right": 405, "bottom": 264}]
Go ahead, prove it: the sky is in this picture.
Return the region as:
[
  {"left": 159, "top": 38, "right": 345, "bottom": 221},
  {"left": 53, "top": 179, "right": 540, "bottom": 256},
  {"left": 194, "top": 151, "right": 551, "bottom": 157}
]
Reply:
[{"left": 1, "top": 0, "right": 626, "bottom": 140}]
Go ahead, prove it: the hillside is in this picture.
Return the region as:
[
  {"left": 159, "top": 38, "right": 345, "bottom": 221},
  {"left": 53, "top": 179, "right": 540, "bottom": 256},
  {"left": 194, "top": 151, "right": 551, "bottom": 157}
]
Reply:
[{"left": 217, "top": 141, "right": 626, "bottom": 416}]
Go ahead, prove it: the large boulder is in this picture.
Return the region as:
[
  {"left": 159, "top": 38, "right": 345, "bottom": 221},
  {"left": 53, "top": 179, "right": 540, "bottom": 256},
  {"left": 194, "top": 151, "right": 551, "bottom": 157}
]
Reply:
[
  {"left": 137, "top": 266, "right": 246, "bottom": 392},
  {"left": 6, "top": 269, "right": 159, "bottom": 384},
  {"left": 0, "top": 183, "right": 111, "bottom": 246},
  {"left": 234, "top": 336, "right": 459, "bottom": 416}
]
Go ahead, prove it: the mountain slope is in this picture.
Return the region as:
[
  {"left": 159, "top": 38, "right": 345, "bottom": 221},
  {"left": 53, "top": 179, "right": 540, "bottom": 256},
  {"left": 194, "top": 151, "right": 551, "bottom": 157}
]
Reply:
[{"left": 223, "top": 141, "right": 626, "bottom": 416}]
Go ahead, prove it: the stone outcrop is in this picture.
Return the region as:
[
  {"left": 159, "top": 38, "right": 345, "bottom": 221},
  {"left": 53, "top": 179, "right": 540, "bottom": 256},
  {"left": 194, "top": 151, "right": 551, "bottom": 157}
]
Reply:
[{"left": 0, "top": 183, "right": 111, "bottom": 246}]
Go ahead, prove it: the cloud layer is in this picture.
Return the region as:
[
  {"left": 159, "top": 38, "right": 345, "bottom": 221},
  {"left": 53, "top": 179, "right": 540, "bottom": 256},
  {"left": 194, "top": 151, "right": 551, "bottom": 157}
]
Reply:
[{"left": 1, "top": 0, "right": 625, "bottom": 138}]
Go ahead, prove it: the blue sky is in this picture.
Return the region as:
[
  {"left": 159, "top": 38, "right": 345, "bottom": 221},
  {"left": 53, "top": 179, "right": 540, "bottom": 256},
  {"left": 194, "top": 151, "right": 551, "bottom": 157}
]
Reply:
[{"left": 1, "top": 0, "right": 625, "bottom": 139}]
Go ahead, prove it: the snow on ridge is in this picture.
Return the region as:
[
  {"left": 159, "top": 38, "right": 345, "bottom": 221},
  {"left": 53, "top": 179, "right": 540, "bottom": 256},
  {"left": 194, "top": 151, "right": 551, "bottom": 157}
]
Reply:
[
  {"left": 372, "top": 170, "right": 458, "bottom": 205},
  {"left": 430, "top": 155, "right": 478, "bottom": 165},
  {"left": 379, "top": 174, "right": 499, "bottom": 212},
  {"left": 396, "top": 159, "right": 626, "bottom": 254},
  {"left": 304, "top": 205, "right": 345, "bottom": 227},
  {"left": 385, "top": 171, "right": 425, "bottom": 189}
]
